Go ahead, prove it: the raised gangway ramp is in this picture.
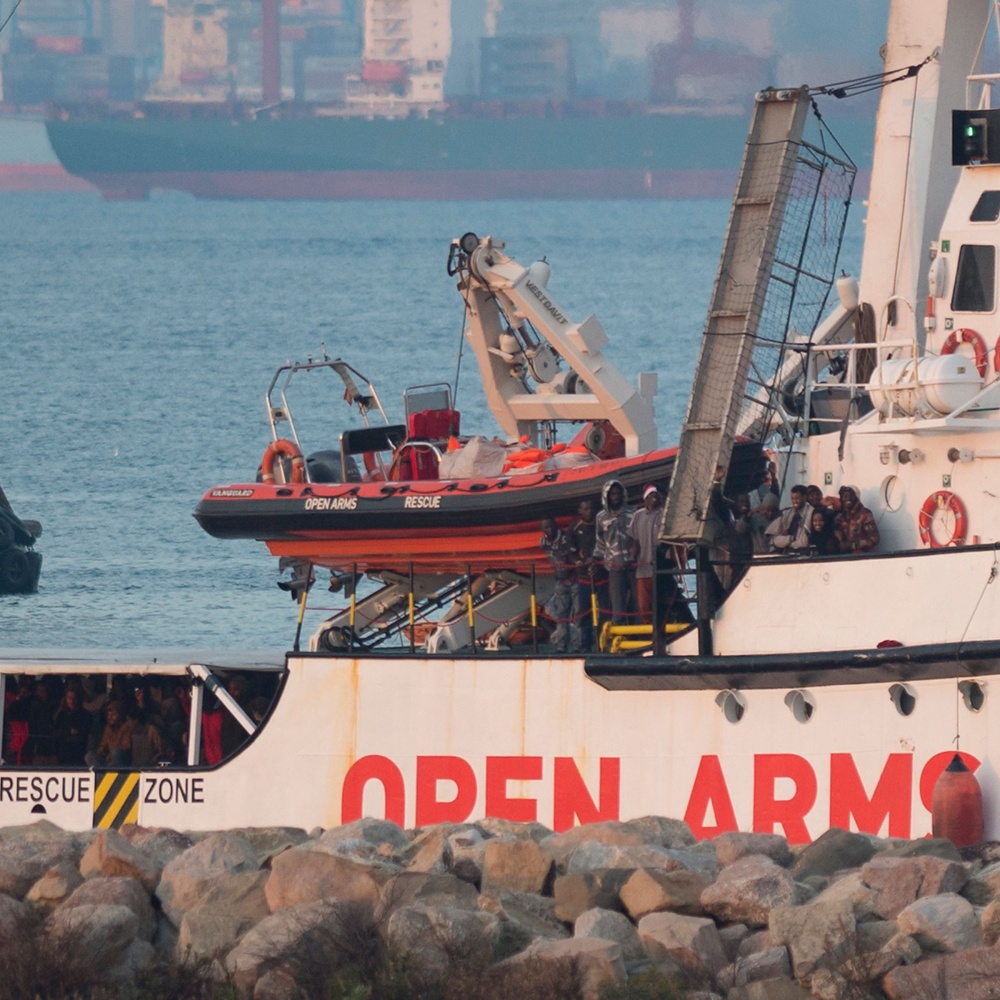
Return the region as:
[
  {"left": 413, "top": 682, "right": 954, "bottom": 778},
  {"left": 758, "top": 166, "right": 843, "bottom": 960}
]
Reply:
[{"left": 659, "top": 87, "right": 810, "bottom": 545}]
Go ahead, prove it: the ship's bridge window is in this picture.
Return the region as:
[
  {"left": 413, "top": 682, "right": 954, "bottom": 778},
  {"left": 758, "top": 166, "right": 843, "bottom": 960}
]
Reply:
[
  {"left": 951, "top": 244, "right": 996, "bottom": 312},
  {"left": 971, "top": 191, "right": 1000, "bottom": 222}
]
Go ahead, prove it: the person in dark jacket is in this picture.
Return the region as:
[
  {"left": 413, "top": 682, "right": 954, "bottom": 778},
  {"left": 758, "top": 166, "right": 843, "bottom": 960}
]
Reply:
[{"left": 594, "top": 479, "right": 635, "bottom": 625}]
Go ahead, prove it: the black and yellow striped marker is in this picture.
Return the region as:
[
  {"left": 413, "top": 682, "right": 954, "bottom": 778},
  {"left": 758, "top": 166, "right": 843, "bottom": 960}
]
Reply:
[{"left": 93, "top": 771, "right": 140, "bottom": 829}]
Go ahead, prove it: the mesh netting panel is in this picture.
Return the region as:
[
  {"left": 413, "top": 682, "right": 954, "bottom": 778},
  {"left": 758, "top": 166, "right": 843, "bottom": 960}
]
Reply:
[{"left": 737, "top": 138, "right": 856, "bottom": 444}]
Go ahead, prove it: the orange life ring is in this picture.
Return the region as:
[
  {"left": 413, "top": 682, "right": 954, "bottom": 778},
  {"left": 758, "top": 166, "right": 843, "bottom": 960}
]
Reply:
[
  {"left": 942, "top": 327, "right": 988, "bottom": 378},
  {"left": 261, "top": 438, "right": 305, "bottom": 484},
  {"left": 918, "top": 490, "right": 968, "bottom": 548}
]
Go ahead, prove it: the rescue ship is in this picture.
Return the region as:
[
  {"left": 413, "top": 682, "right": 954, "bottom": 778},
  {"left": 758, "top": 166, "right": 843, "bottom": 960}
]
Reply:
[{"left": 3, "top": 0, "right": 999, "bottom": 846}]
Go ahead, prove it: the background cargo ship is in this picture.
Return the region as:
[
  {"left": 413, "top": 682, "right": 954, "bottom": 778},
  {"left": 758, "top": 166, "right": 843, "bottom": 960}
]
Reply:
[{"left": 3, "top": 0, "right": 883, "bottom": 198}]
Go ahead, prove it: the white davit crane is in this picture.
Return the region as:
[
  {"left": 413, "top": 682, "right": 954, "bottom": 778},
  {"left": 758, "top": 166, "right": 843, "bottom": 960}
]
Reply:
[{"left": 449, "top": 232, "right": 658, "bottom": 457}]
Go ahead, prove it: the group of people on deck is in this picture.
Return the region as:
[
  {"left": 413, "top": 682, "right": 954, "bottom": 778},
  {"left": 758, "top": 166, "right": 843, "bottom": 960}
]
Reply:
[
  {"left": 539, "top": 478, "right": 679, "bottom": 653},
  {"left": 758, "top": 482, "right": 880, "bottom": 557},
  {"left": 537, "top": 467, "right": 881, "bottom": 653}
]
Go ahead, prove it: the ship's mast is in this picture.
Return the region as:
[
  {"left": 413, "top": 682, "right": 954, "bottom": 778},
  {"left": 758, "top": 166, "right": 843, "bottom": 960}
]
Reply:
[{"left": 859, "top": 0, "right": 989, "bottom": 345}]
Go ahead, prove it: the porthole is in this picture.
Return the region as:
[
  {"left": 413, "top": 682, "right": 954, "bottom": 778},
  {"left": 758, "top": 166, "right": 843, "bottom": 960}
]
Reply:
[
  {"left": 889, "top": 683, "right": 917, "bottom": 716},
  {"left": 881, "top": 475, "right": 904, "bottom": 513}
]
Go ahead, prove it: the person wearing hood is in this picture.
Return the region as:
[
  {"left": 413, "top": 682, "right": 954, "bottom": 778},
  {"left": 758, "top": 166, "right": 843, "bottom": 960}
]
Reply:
[
  {"left": 595, "top": 479, "right": 634, "bottom": 625},
  {"left": 834, "top": 485, "right": 880, "bottom": 553},
  {"left": 629, "top": 484, "right": 665, "bottom": 624}
]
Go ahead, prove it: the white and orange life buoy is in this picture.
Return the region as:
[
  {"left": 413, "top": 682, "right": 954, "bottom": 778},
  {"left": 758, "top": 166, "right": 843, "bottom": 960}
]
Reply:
[
  {"left": 941, "top": 327, "right": 988, "bottom": 378},
  {"left": 261, "top": 438, "right": 305, "bottom": 484},
  {"left": 918, "top": 490, "right": 968, "bottom": 548}
]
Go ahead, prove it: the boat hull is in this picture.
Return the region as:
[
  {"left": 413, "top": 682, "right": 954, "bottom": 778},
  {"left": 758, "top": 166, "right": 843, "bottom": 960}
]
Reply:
[
  {"left": 195, "top": 447, "right": 693, "bottom": 572},
  {"left": 44, "top": 110, "right": 875, "bottom": 201},
  {"left": 0, "top": 644, "right": 995, "bottom": 842}
]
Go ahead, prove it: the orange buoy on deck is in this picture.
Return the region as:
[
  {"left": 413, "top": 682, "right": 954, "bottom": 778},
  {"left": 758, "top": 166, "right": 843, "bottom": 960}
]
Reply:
[{"left": 931, "top": 753, "right": 983, "bottom": 848}]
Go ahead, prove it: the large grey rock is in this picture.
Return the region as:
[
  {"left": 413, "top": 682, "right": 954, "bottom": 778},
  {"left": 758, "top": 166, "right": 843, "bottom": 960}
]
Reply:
[
  {"left": 790, "top": 829, "right": 875, "bottom": 880},
  {"left": 701, "top": 855, "right": 798, "bottom": 927},
  {"left": 0, "top": 823, "right": 79, "bottom": 898},
  {"left": 621, "top": 817, "right": 697, "bottom": 849},
  {"left": 176, "top": 870, "right": 270, "bottom": 962},
  {"left": 714, "top": 833, "right": 793, "bottom": 869},
  {"left": 880, "top": 837, "right": 962, "bottom": 862},
  {"left": 0, "top": 892, "right": 32, "bottom": 937},
  {"left": 478, "top": 817, "right": 552, "bottom": 842},
  {"left": 481, "top": 837, "right": 553, "bottom": 894},
  {"left": 117, "top": 826, "right": 193, "bottom": 871},
  {"left": 552, "top": 869, "right": 629, "bottom": 924},
  {"left": 232, "top": 827, "right": 310, "bottom": 864},
  {"left": 79, "top": 829, "right": 161, "bottom": 891},
  {"left": 541, "top": 822, "right": 649, "bottom": 869},
  {"left": 315, "top": 818, "right": 409, "bottom": 853},
  {"left": 156, "top": 832, "right": 260, "bottom": 924},
  {"left": 564, "top": 842, "right": 704, "bottom": 875},
  {"left": 860, "top": 855, "right": 969, "bottom": 919},
  {"left": 637, "top": 910, "right": 727, "bottom": 980},
  {"left": 500, "top": 936, "right": 626, "bottom": 1000},
  {"left": 981, "top": 896, "right": 1000, "bottom": 944},
  {"left": 224, "top": 898, "right": 355, "bottom": 994},
  {"left": 895, "top": 892, "right": 983, "bottom": 952},
  {"left": 62, "top": 875, "right": 157, "bottom": 940},
  {"left": 769, "top": 897, "right": 856, "bottom": 981},
  {"left": 377, "top": 869, "right": 479, "bottom": 918},
  {"left": 265, "top": 845, "right": 390, "bottom": 911},
  {"left": 480, "top": 889, "right": 570, "bottom": 943},
  {"left": 46, "top": 902, "right": 140, "bottom": 974},
  {"left": 25, "top": 861, "right": 84, "bottom": 909},
  {"left": 729, "top": 946, "right": 792, "bottom": 987},
  {"left": 574, "top": 906, "right": 644, "bottom": 961},
  {"left": 447, "top": 826, "right": 488, "bottom": 885},
  {"left": 620, "top": 867, "right": 711, "bottom": 919},
  {"left": 882, "top": 945, "right": 1000, "bottom": 1000},
  {"left": 401, "top": 825, "right": 454, "bottom": 875},
  {"left": 383, "top": 901, "right": 500, "bottom": 976}
]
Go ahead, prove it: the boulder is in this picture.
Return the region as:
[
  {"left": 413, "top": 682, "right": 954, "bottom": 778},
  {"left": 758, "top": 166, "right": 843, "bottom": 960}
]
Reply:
[
  {"left": 637, "top": 910, "right": 727, "bottom": 981},
  {"left": 500, "top": 936, "right": 626, "bottom": 1000},
  {"left": 575, "top": 906, "right": 644, "bottom": 961},
  {"left": 882, "top": 945, "right": 1000, "bottom": 1000},
  {"left": 726, "top": 978, "right": 813, "bottom": 1000},
  {"left": 46, "top": 902, "right": 140, "bottom": 975},
  {"left": 79, "top": 829, "right": 160, "bottom": 891},
  {"left": 25, "top": 861, "right": 84, "bottom": 909},
  {"left": 447, "top": 826, "right": 488, "bottom": 885},
  {"left": 895, "top": 892, "right": 983, "bottom": 952},
  {"left": 714, "top": 833, "right": 793, "bottom": 869},
  {"left": 156, "top": 832, "right": 260, "bottom": 925},
  {"left": 981, "top": 896, "right": 1000, "bottom": 945},
  {"left": 480, "top": 889, "right": 569, "bottom": 942},
  {"left": 790, "top": 829, "right": 875, "bottom": 880},
  {"left": 478, "top": 818, "right": 552, "bottom": 843},
  {"left": 265, "top": 845, "right": 389, "bottom": 912},
  {"left": 62, "top": 875, "right": 157, "bottom": 940},
  {"left": 541, "top": 822, "right": 649, "bottom": 869},
  {"left": 117, "top": 825, "right": 193, "bottom": 870},
  {"left": 728, "top": 946, "right": 792, "bottom": 987},
  {"left": 176, "top": 870, "right": 270, "bottom": 962},
  {"left": 378, "top": 870, "right": 479, "bottom": 918},
  {"left": 401, "top": 825, "right": 454, "bottom": 874},
  {"left": 860, "top": 855, "right": 969, "bottom": 919},
  {"left": 225, "top": 898, "right": 357, "bottom": 994},
  {"left": 769, "top": 897, "right": 856, "bottom": 981},
  {"left": 314, "top": 818, "right": 409, "bottom": 854},
  {"left": 564, "top": 842, "right": 703, "bottom": 875},
  {"left": 620, "top": 867, "right": 711, "bottom": 920},
  {"left": 552, "top": 869, "right": 629, "bottom": 924},
  {"left": 383, "top": 901, "right": 500, "bottom": 976},
  {"left": 481, "top": 837, "right": 553, "bottom": 894},
  {"left": 0, "top": 824, "right": 79, "bottom": 899},
  {"left": 700, "top": 855, "right": 798, "bottom": 927},
  {"left": 621, "top": 817, "right": 697, "bottom": 849},
  {"left": 810, "top": 869, "right": 878, "bottom": 919},
  {"left": 0, "top": 892, "right": 33, "bottom": 938}
]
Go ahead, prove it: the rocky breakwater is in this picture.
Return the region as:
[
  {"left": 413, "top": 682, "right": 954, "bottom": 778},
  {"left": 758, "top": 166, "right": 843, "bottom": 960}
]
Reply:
[{"left": 3, "top": 818, "right": 1000, "bottom": 999}]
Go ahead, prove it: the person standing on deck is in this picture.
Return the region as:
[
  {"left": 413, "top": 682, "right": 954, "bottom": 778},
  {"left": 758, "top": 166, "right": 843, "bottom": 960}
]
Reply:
[
  {"left": 595, "top": 479, "right": 635, "bottom": 625},
  {"left": 629, "top": 484, "right": 665, "bottom": 625}
]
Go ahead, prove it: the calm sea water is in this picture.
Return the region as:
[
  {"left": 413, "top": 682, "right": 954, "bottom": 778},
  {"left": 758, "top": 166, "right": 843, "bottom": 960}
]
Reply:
[{"left": 0, "top": 193, "right": 864, "bottom": 651}]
